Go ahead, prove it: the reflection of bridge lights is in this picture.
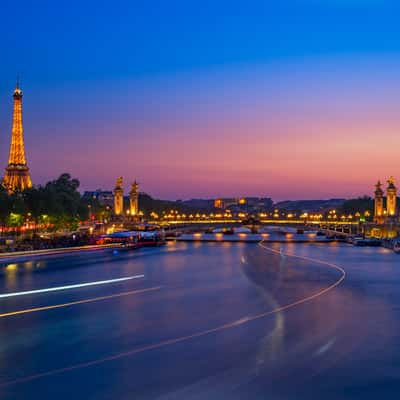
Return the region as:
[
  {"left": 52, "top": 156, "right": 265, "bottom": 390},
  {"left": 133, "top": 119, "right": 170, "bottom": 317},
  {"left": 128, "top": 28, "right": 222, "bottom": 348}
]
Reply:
[{"left": 24, "top": 261, "right": 34, "bottom": 270}]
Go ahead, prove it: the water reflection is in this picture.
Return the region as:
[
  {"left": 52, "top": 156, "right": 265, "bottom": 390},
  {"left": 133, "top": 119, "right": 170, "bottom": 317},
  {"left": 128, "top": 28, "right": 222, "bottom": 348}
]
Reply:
[
  {"left": 0, "top": 242, "right": 399, "bottom": 400},
  {"left": 237, "top": 243, "right": 396, "bottom": 390}
]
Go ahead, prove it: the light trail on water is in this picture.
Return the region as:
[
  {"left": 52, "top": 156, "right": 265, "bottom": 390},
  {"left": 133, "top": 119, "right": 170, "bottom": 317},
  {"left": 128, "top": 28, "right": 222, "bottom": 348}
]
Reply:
[
  {"left": 0, "top": 242, "right": 346, "bottom": 388},
  {"left": 0, "top": 274, "right": 144, "bottom": 299},
  {"left": 0, "top": 286, "right": 161, "bottom": 319}
]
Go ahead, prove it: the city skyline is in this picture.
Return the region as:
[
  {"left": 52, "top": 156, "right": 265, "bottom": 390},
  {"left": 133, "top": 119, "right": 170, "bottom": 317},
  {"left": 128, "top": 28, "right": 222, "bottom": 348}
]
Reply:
[{"left": 2, "top": 1, "right": 400, "bottom": 200}]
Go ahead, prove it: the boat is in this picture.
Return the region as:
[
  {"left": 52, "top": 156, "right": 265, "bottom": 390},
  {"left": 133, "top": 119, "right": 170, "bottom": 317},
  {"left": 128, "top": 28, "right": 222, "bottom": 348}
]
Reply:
[
  {"left": 347, "top": 236, "right": 363, "bottom": 244},
  {"left": 393, "top": 241, "right": 400, "bottom": 254},
  {"left": 277, "top": 227, "right": 297, "bottom": 235},
  {"left": 118, "top": 242, "right": 142, "bottom": 251},
  {"left": 234, "top": 227, "right": 252, "bottom": 234},
  {"left": 381, "top": 239, "right": 395, "bottom": 250},
  {"left": 353, "top": 238, "right": 382, "bottom": 247},
  {"left": 138, "top": 231, "right": 166, "bottom": 246},
  {"left": 97, "top": 231, "right": 140, "bottom": 246}
]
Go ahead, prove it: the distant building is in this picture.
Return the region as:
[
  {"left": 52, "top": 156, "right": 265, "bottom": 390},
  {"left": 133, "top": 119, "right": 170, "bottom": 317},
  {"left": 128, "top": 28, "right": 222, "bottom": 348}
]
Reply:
[
  {"left": 214, "top": 198, "right": 224, "bottom": 209},
  {"left": 275, "top": 199, "right": 345, "bottom": 213},
  {"left": 83, "top": 190, "right": 114, "bottom": 207},
  {"left": 181, "top": 199, "right": 215, "bottom": 210},
  {"left": 214, "top": 198, "right": 237, "bottom": 209},
  {"left": 214, "top": 197, "right": 273, "bottom": 211},
  {"left": 243, "top": 197, "right": 273, "bottom": 210}
]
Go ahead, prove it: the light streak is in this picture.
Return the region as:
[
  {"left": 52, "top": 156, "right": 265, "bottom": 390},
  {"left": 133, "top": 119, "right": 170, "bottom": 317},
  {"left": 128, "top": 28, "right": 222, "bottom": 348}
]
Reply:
[
  {"left": 0, "top": 242, "right": 346, "bottom": 387},
  {"left": 0, "top": 244, "right": 119, "bottom": 261},
  {"left": 0, "top": 286, "right": 160, "bottom": 319},
  {"left": 0, "top": 275, "right": 144, "bottom": 299}
]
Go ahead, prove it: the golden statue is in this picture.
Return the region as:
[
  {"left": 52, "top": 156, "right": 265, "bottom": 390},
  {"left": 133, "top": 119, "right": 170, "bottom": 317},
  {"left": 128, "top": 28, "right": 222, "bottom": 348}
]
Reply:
[
  {"left": 115, "top": 176, "right": 123, "bottom": 189},
  {"left": 388, "top": 176, "right": 395, "bottom": 187}
]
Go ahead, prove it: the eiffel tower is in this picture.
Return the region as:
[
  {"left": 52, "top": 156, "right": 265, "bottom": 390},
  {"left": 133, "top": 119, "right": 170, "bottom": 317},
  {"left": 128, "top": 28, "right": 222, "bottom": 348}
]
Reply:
[{"left": 3, "top": 81, "right": 32, "bottom": 192}]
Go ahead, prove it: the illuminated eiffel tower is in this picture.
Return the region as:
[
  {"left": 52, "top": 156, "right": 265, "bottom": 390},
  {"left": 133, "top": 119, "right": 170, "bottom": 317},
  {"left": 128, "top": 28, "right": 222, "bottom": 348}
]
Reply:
[{"left": 3, "top": 81, "right": 32, "bottom": 192}]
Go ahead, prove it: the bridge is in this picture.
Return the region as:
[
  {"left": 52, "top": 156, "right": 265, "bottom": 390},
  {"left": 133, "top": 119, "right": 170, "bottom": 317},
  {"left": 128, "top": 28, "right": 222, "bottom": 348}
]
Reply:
[
  {"left": 148, "top": 218, "right": 360, "bottom": 227},
  {"left": 323, "top": 228, "right": 355, "bottom": 238}
]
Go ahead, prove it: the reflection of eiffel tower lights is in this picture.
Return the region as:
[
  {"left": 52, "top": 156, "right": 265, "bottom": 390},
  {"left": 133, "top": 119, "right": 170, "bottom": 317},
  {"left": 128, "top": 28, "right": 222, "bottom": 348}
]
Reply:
[{"left": 3, "top": 81, "right": 32, "bottom": 192}]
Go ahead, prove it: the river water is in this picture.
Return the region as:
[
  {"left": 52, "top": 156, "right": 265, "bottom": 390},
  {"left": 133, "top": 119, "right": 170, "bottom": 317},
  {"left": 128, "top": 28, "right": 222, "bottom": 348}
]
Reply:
[{"left": 0, "top": 241, "right": 399, "bottom": 399}]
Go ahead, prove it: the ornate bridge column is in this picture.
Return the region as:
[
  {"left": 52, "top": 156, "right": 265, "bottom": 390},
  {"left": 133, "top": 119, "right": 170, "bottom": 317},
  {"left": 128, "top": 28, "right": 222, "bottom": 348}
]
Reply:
[
  {"left": 374, "top": 181, "right": 384, "bottom": 224},
  {"left": 129, "top": 180, "right": 139, "bottom": 216},
  {"left": 113, "top": 177, "right": 124, "bottom": 216},
  {"left": 386, "top": 176, "right": 397, "bottom": 219}
]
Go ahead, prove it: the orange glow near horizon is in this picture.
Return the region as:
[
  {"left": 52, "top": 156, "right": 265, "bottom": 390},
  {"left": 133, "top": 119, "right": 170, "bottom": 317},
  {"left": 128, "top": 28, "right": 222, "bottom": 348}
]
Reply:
[
  {"left": 32, "top": 111, "right": 398, "bottom": 200},
  {"left": 6, "top": 61, "right": 400, "bottom": 201}
]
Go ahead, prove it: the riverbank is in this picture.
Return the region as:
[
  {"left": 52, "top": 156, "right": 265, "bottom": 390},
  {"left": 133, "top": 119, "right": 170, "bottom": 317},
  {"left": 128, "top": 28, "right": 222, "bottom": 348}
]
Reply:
[{"left": 0, "top": 243, "right": 121, "bottom": 263}]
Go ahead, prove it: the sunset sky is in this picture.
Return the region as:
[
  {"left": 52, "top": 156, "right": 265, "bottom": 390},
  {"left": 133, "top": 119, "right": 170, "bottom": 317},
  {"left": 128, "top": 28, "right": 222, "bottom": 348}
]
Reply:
[{"left": 1, "top": 0, "right": 400, "bottom": 200}]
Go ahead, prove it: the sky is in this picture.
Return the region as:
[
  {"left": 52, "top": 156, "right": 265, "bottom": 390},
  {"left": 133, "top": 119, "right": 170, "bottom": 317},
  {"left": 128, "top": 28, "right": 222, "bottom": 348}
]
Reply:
[{"left": 1, "top": 0, "right": 400, "bottom": 200}]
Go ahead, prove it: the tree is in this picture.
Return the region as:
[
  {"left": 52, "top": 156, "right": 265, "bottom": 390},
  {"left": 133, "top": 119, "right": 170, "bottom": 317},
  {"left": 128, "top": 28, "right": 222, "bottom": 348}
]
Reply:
[
  {"left": 138, "top": 193, "right": 199, "bottom": 216},
  {"left": 0, "top": 185, "right": 12, "bottom": 224},
  {"left": 0, "top": 173, "right": 97, "bottom": 232},
  {"left": 40, "top": 174, "right": 82, "bottom": 229},
  {"left": 340, "top": 196, "right": 373, "bottom": 218},
  {"left": 23, "top": 187, "right": 47, "bottom": 223}
]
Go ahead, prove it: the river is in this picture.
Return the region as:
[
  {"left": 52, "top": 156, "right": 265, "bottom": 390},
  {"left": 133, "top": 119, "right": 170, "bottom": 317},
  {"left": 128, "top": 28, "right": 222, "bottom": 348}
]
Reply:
[{"left": 0, "top": 241, "right": 399, "bottom": 399}]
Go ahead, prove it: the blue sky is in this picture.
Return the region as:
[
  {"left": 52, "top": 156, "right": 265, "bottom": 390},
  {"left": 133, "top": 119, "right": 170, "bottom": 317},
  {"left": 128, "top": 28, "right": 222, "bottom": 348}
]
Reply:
[
  {"left": 2, "top": 0, "right": 400, "bottom": 84},
  {"left": 1, "top": 0, "right": 400, "bottom": 199}
]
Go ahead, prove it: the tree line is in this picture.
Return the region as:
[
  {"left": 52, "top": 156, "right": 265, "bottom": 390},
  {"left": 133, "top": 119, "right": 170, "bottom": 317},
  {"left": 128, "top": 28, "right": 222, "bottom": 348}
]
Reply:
[
  {"left": 0, "top": 173, "right": 100, "bottom": 230},
  {"left": 0, "top": 173, "right": 199, "bottom": 230}
]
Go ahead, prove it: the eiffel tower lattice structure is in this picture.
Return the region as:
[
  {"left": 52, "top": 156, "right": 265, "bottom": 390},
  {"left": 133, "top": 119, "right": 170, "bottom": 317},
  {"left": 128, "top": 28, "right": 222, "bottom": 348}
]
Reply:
[{"left": 3, "top": 81, "right": 32, "bottom": 193}]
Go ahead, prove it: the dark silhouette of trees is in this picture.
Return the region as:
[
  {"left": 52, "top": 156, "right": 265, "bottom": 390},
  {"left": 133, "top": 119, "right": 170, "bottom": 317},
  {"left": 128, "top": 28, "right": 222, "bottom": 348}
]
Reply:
[
  {"left": 340, "top": 196, "right": 373, "bottom": 218},
  {"left": 0, "top": 173, "right": 90, "bottom": 230}
]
